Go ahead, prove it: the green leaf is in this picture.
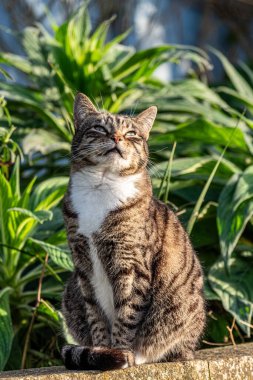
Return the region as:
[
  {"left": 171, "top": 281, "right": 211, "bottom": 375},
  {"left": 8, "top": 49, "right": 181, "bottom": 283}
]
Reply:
[
  {"left": 0, "top": 52, "right": 32, "bottom": 74},
  {"left": 154, "top": 156, "right": 239, "bottom": 182},
  {"left": 31, "top": 177, "right": 68, "bottom": 211},
  {"left": 217, "top": 166, "right": 253, "bottom": 264},
  {"left": 22, "top": 129, "right": 70, "bottom": 156},
  {"left": 37, "top": 299, "right": 60, "bottom": 322},
  {"left": 0, "top": 82, "right": 71, "bottom": 141},
  {"left": 211, "top": 48, "right": 253, "bottom": 98},
  {"left": 8, "top": 208, "right": 53, "bottom": 224},
  {"left": 152, "top": 118, "right": 249, "bottom": 152},
  {"left": 0, "top": 172, "right": 12, "bottom": 257},
  {"left": 29, "top": 238, "right": 73, "bottom": 271},
  {"left": 187, "top": 119, "right": 241, "bottom": 235},
  {"left": 0, "top": 288, "right": 13, "bottom": 370},
  {"left": 9, "top": 157, "right": 20, "bottom": 199},
  {"left": 0, "top": 66, "right": 13, "bottom": 80},
  {"left": 209, "top": 256, "right": 253, "bottom": 336},
  {"left": 19, "top": 177, "right": 37, "bottom": 209}
]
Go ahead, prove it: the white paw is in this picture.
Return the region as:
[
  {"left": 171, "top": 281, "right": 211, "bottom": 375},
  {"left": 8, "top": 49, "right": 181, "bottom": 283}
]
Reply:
[{"left": 135, "top": 353, "right": 147, "bottom": 365}]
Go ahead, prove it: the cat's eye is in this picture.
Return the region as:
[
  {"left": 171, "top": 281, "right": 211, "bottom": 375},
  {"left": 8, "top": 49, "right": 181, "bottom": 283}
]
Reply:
[
  {"left": 92, "top": 125, "right": 107, "bottom": 135},
  {"left": 125, "top": 131, "right": 137, "bottom": 137}
]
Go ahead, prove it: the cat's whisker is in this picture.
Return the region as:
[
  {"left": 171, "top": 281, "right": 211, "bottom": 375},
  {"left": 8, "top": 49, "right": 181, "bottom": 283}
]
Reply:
[{"left": 99, "top": 92, "right": 104, "bottom": 111}]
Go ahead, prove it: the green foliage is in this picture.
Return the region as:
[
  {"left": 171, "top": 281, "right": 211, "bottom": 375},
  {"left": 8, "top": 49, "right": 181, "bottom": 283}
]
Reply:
[
  {"left": 29, "top": 238, "right": 74, "bottom": 272},
  {"left": 0, "top": 4, "right": 253, "bottom": 370},
  {"left": 0, "top": 97, "right": 23, "bottom": 179},
  {"left": 0, "top": 150, "right": 71, "bottom": 368},
  {"left": 209, "top": 255, "right": 253, "bottom": 337},
  {"left": 0, "top": 288, "right": 13, "bottom": 370},
  {"left": 151, "top": 52, "right": 253, "bottom": 342},
  {"left": 0, "top": 3, "right": 210, "bottom": 180},
  {"left": 217, "top": 167, "right": 253, "bottom": 265}
]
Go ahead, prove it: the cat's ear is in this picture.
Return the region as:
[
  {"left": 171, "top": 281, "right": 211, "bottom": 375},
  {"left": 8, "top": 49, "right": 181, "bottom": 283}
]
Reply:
[
  {"left": 135, "top": 106, "right": 157, "bottom": 139},
  {"left": 74, "top": 93, "right": 98, "bottom": 129}
]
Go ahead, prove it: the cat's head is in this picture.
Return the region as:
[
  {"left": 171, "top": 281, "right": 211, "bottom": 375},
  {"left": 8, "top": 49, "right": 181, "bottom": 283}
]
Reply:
[{"left": 71, "top": 93, "right": 157, "bottom": 175}]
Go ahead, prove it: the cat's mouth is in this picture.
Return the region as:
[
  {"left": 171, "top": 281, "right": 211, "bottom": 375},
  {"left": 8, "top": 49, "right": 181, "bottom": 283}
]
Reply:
[{"left": 105, "top": 147, "right": 124, "bottom": 158}]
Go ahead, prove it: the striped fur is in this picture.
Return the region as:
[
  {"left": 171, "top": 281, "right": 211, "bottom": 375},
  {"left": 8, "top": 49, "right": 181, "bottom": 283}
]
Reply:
[{"left": 62, "top": 93, "right": 205, "bottom": 370}]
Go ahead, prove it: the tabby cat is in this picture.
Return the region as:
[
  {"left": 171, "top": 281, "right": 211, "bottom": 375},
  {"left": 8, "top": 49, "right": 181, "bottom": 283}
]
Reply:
[{"left": 61, "top": 93, "right": 205, "bottom": 371}]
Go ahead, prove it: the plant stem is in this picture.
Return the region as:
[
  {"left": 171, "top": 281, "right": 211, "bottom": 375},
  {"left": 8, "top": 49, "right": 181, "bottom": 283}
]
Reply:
[
  {"left": 158, "top": 141, "right": 177, "bottom": 200},
  {"left": 226, "top": 317, "right": 237, "bottom": 348},
  {"left": 21, "top": 253, "right": 48, "bottom": 369}
]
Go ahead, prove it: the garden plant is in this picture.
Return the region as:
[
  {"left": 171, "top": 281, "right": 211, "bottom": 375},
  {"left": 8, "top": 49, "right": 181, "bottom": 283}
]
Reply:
[{"left": 0, "top": 3, "right": 252, "bottom": 370}]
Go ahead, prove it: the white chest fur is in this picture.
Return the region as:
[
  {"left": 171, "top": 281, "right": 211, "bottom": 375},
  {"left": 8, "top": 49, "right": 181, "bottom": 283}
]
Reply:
[
  {"left": 70, "top": 170, "right": 141, "bottom": 323},
  {"left": 71, "top": 170, "right": 141, "bottom": 236}
]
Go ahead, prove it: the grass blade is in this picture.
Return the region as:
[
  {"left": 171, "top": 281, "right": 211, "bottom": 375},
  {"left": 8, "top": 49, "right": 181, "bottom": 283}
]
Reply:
[
  {"left": 158, "top": 142, "right": 177, "bottom": 200},
  {"left": 187, "top": 113, "right": 245, "bottom": 235}
]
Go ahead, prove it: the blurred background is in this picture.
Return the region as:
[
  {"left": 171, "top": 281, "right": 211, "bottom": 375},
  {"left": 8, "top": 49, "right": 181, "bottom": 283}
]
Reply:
[
  {"left": 0, "top": 0, "right": 253, "bottom": 372},
  {"left": 1, "top": 0, "right": 253, "bottom": 81}
]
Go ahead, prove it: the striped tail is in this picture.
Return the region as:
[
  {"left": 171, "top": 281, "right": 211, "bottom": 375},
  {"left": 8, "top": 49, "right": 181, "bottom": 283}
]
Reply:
[{"left": 61, "top": 345, "right": 134, "bottom": 371}]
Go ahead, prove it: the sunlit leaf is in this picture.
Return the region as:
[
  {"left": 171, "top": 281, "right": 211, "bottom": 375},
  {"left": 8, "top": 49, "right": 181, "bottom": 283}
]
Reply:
[
  {"left": 0, "top": 288, "right": 13, "bottom": 370},
  {"left": 217, "top": 166, "right": 253, "bottom": 264},
  {"left": 209, "top": 256, "right": 253, "bottom": 336},
  {"left": 29, "top": 238, "right": 73, "bottom": 271}
]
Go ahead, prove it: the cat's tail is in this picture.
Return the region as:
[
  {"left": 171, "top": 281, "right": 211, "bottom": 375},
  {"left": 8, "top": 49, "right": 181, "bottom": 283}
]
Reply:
[{"left": 61, "top": 345, "right": 134, "bottom": 371}]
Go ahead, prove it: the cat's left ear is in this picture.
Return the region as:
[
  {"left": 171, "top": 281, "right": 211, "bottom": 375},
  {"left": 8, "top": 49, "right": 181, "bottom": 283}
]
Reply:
[
  {"left": 135, "top": 106, "right": 157, "bottom": 139},
  {"left": 74, "top": 93, "right": 98, "bottom": 129}
]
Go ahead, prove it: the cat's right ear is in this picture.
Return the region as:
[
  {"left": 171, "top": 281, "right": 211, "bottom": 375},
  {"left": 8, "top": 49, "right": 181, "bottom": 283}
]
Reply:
[{"left": 74, "top": 93, "right": 98, "bottom": 129}]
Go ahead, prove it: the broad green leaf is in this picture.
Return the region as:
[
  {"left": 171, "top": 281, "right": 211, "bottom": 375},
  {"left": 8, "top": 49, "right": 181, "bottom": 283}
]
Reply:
[
  {"left": 22, "top": 129, "right": 70, "bottom": 156},
  {"left": 0, "top": 288, "right": 13, "bottom": 370},
  {"left": 29, "top": 238, "right": 73, "bottom": 271},
  {"left": 209, "top": 256, "right": 253, "bottom": 336},
  {"left": 233, "top": 166, "right": 253, "bottom": 209},
  {"left": 217, "top": 167, "right": 253, "bottom": 264},
  {"left": 204, "top": 281, "right": 220, "bottom": 301},
  {"left": 31, "top": 177, "right": 68, "bottom": 211},
  {"left": 19, "top": 177, "right": 37, "bottom": 209},
  {"left": 154, "top": 156, "right": 239, "bottom": 182},
  {"left": 34, "top": 208, "right": 65, "bottom": 244},
  {"left": 152, "top": 118, "right": 249, "bottom": 152},
  {"left": 3, "top": 334, "right": 22, "bottom": 371},
  {"left": 8, "top": 208, "right": 53, "bottom": 224}
]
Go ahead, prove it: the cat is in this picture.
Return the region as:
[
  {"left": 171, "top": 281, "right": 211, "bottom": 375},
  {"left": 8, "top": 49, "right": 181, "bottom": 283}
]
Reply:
[{"left": 61, "top": 93, "right": 205, "bottom": 371}]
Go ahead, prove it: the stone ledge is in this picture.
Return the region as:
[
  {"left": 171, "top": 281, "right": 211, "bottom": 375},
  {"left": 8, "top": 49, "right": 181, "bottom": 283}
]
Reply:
[{"left": 0, "top": 343, "right": 252, "bottom": 380}]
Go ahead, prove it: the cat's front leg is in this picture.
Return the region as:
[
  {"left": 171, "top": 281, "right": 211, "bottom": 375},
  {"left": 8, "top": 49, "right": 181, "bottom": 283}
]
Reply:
[
  {"left": 78, "top": 273, "right": 111, "bottom": 347},
  {"left": 110, "top": 267, "right": 150, "bottom": 366}
]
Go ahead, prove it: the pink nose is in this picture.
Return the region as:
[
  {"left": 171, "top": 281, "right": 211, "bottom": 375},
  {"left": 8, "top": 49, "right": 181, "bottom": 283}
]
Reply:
[{"left": 113, "top": 134, "right": 122, "bottom": 143}]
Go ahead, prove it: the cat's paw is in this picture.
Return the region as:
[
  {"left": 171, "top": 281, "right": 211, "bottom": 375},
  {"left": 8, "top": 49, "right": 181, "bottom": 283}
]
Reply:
[
  {"left": 117, "top": 349, "right": 135, "bottom": 368},
  {"left": 91, "top": 347, "right": 134, "bottom": 370}
]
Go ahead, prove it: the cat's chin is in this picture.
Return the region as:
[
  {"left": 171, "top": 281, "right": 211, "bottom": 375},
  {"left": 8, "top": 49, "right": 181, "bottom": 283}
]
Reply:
[
  {"left": 104, "top": 147, "right": 123, "bottom": 158},
  {"left": 89, "top": 160, "right": 128, "bottom": 175},
  {"left": 94, "top": 156, "right": 130, "bottom": 173}
]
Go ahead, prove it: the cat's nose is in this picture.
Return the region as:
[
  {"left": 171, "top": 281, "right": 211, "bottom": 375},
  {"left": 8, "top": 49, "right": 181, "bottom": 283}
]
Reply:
[{"left": 112, "top": 133, "right": 123, "bottom": 143}]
